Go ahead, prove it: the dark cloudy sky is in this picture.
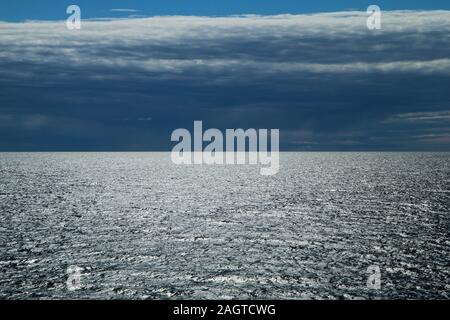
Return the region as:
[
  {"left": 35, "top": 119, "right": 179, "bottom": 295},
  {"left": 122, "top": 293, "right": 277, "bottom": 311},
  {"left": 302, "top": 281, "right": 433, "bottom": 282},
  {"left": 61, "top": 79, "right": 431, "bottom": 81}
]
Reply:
[{"left": 0, "top": 2, "right": 450, "bottom": 151}]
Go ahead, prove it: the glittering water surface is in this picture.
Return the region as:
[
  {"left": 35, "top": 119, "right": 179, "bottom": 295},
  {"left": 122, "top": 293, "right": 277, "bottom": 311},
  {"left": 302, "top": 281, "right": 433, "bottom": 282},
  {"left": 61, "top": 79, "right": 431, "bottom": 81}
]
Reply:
[{"left": 0, "top": 152, "right": 449, "bottom": 299}]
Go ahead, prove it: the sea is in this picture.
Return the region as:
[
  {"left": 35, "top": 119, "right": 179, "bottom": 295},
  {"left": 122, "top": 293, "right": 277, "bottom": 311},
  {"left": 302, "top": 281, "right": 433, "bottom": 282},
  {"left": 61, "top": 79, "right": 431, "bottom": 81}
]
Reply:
[{"left": 0, "top": 152, "right": 449, "bottom": 299}]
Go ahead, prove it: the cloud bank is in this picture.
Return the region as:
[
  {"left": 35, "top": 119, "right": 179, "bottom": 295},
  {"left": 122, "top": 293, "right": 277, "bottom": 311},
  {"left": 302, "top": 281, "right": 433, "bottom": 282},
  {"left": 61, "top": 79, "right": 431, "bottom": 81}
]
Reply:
[{"left": 0, "top": 11, "right": 449, "bottom": 150}]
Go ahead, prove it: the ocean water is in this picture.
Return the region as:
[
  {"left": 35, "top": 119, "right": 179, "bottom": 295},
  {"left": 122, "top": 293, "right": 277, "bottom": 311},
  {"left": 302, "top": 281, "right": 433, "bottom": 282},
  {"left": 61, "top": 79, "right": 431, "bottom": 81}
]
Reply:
[{"left": 0, "top": 152, "right": 448, "bottom": 300}]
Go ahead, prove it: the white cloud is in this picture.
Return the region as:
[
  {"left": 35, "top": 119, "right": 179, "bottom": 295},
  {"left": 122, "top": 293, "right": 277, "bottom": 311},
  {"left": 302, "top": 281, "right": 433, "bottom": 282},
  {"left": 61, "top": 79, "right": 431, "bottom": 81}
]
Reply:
[
  {"left": 110, "top": 9, "right": 141, "bottom": 13},
  {"left": 385, "top": 111, "right": 450, "bottom": 123},
  {"left": 0, "top": 11, "right": 450, "bottom": 78}
]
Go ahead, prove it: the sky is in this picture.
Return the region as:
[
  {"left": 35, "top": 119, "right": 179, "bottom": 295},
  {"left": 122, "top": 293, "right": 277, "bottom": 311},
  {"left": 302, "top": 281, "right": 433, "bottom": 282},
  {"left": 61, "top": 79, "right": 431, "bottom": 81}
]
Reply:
[
  {"left": 0, "top": 1, "right": 450, "bottom": 151},
  {"left": 1, "top": 1, "right": 450, "bottom": 21}
]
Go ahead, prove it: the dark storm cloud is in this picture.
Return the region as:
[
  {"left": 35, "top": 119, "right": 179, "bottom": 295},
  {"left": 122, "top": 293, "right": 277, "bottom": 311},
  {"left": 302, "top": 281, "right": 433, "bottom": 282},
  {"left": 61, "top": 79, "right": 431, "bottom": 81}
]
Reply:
[{"left": 0, "top": 11, "right": 449, "bottom": 150}]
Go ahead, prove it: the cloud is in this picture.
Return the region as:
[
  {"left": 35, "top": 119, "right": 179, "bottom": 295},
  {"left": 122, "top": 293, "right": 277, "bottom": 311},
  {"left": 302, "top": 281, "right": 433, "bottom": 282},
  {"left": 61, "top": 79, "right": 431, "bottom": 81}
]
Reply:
[
  {"left": 0, "top": 11, "right": 450, "bottom": 94},
  {"left": 2, "top": 11, "right": 450, "bottom": 80},
  {"left": 0, "top": 11, "right": 449, "bottom": 150},
  {"left": 110, "top": 9, "right": 141, "bottom": 13},
  {"left": 385, "top": 111, "right": 450, "bottom": 123}
]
